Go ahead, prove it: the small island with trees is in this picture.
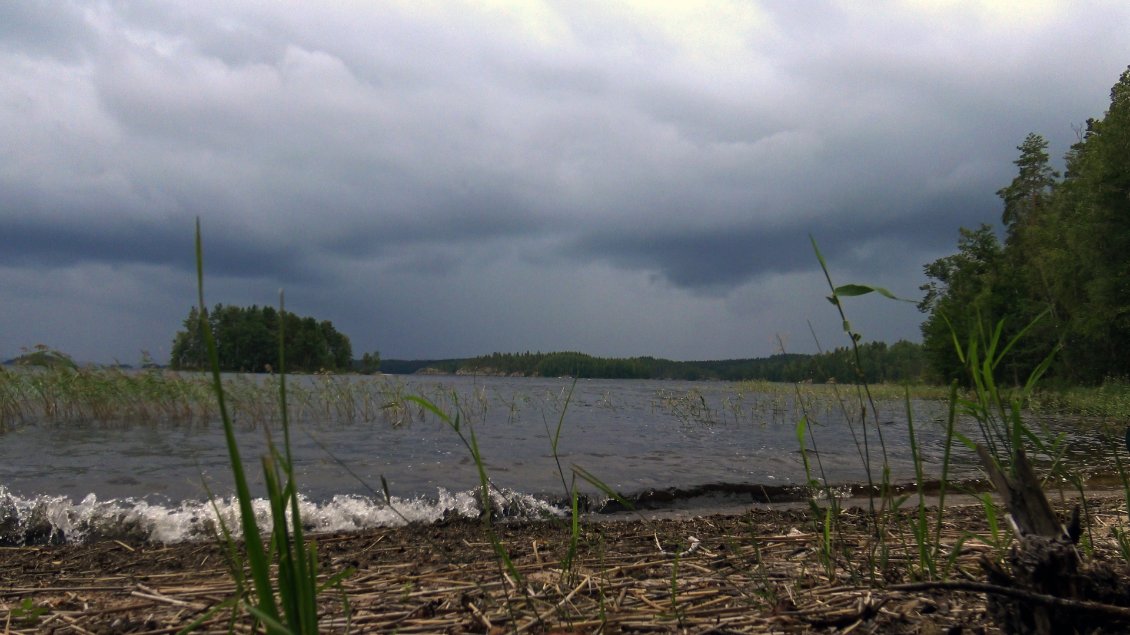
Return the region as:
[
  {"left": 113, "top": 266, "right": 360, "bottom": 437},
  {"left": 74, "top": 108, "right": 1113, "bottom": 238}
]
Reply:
[{"left": 169, "top": 304, "right": 354, "bottom": 373}]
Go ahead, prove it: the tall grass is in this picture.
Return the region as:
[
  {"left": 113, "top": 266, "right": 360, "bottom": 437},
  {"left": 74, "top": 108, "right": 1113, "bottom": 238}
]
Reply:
[
  {"left": 798, "top": 238, "right": 906, "bottom": 583},
  {"left": 192, "top": 220, "right": 350, "bottom": 633},
  {"left": 799, "top": 237, "right": 1105, "bottom": 585},
  {"left": 0, "top": 366, "right": 451, "bottom": 433},
  {"left": 1028, "top": 378, "right": 1130, "bottom": 419},
  {"left": 0, "top": 364, "right": 218, "bottom": 430}
]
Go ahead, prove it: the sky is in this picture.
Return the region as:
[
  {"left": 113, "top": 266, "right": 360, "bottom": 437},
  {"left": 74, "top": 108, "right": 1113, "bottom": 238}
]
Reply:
[{"left": 2, "top": 1, "right": 1128, "bottom": 365}]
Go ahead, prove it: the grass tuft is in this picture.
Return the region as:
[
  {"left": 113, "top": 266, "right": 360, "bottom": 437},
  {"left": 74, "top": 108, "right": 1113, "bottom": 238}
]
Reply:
[{"left": 192, "top": 219, "right": 350, "bottom": 633}]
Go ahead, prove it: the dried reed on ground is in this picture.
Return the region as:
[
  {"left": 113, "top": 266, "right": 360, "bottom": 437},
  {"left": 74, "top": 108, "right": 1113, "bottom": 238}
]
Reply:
[{"left": 8, "top": 498, "right": 1127, "bottom": 634}]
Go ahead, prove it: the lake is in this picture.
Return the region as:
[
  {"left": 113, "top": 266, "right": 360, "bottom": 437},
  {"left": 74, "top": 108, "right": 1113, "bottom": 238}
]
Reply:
[{"left": 0, "top": 374, "right": 1118, "bottom": 544}]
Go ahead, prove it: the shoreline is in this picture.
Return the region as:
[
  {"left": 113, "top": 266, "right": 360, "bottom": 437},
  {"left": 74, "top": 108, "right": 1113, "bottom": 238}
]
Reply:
[{"left": 3, "top": 494, "right": 1127, "bottom": 633}]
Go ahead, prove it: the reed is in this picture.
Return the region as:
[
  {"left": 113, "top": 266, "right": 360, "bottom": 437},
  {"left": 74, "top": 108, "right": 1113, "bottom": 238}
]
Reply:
[
  {"left": 1028, "top": 378, "right": 1130, "bottom": 419},
  {"left": 1110, "top": 430, "right": 1130, "bottom": 561},
  {"left": 798, "top": 238, "right": 1088, "bottom": 585},
  {"left": 192, "top": 220, "right": 350, "bottom": 634},
  {"left": 542, "top": 379, "right": 583, "bottom": 578},
  {"left": 799, "top": 238, "right": 902, "bottom": 583}
]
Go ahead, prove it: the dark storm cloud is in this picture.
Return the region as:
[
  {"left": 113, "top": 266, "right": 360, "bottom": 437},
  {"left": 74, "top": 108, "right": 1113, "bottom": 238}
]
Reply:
[
  {"left": 0, "top": 213, "right": 327, "bottom": 283},
  {"left": 1, "top": 1, "right": 1128, "bottom": 363},
  {"left": 566, "top": 185, "right": 994, "bottom": 292}
]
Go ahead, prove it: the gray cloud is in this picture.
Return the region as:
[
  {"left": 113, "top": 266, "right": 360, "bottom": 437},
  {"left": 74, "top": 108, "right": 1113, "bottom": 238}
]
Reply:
[{"left": 1, "top": 1, "right": 1127, "bottom": 363}]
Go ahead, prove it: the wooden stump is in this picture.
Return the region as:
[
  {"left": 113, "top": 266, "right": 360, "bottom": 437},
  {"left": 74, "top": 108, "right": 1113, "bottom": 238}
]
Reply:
[{"left": 977, "top": 445, "right": 1130, "bottom": 634}]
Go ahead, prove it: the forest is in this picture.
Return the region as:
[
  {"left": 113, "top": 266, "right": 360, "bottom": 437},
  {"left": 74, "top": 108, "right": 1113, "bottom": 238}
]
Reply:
[
  {"left": 169, "top": 304, "right": 353, "bottom": 373},
  {"left": 919, "top": 66, "right": 1130, "bottom": 385},
  {"left": 380, "top": 340, "right": 927, "bottom": 383}
]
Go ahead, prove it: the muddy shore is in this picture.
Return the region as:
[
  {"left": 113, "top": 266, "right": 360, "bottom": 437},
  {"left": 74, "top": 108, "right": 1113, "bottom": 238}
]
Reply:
[{"left": 2, "top": 496, "right": 1127, "bottom": 633}]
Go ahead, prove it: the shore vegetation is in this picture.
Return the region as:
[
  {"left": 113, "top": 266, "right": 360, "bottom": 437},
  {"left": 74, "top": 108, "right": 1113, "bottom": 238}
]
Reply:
[{"left": 920, "top": 66, "right": 1130, "bottom": 386}]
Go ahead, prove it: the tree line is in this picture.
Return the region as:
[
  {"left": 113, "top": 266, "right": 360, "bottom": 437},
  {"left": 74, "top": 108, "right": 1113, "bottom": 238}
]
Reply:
[
  {"left": 170, "top": 304, "right": 353, "bottom": 373},
  {"left": 919, "top": 66, "right": 1130, "bottom": 385},
  {"left": 381, "top": 340, "right": 928, "bottom": 383},
  {"left": 166, "top": 305, "right": 928, "bottom": 381}
]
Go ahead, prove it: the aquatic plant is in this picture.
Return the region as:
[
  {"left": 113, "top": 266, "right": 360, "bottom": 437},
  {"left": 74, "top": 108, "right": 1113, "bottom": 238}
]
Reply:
[{"left": 191, "top": 220, "right": 351, "bottom": 634}]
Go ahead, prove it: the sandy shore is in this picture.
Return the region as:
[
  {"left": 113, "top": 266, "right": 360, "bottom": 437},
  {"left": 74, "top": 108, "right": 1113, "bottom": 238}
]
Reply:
[{"left": 1, "top": 495, "right": 1127, "bottom": 634}]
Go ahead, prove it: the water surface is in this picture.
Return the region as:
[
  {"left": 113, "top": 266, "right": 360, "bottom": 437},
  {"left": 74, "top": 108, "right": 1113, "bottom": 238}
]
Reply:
[{"left": 0, "top": 375, "right": 1117, "bottom": 543}]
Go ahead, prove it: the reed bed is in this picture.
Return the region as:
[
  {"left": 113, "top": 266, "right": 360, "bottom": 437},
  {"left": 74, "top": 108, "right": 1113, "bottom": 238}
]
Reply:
[
  {"left": 1027, "top": 379, "right": 1130, "bottom": 420},
  {"left": 0, "top": 367, "right": 450, "bottom": 431},
  {"left": 0, "top": 363, "right": 952, "bottom": 434}
]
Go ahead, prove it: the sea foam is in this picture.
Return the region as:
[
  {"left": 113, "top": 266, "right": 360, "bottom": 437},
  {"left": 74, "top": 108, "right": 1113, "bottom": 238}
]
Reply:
[{"left": 0, "top": 485, "right": 565, "bottom": 545}]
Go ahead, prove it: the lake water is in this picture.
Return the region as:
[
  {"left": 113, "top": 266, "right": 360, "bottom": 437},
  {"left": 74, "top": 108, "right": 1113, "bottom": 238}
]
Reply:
[{"left": 0, "top": 375, "right": 1119, "bottom": 544}]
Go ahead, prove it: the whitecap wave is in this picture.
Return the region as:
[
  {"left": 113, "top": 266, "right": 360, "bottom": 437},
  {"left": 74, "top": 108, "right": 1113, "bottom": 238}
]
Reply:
[{"left": 0, "top": 485, "right": 565, "bottom": 545}]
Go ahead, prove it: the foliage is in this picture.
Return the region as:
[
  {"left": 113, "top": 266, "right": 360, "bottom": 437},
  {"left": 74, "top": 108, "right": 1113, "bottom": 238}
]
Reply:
[
  {"left": 170, "top": 304, "right": 353, "bottom": 373},
  {"left": 920, "top": 66, "right": 1130, "bottom": 385},
  {"left": 10, "top": 598, "right": 48, "bottom": 626},
  {"left": 919, "top": 225, "right": 1007, "bottom": 383},
  {"left": 997, "top": 132, "right": 1059, "bottom": 233},
  {"left": 358, "top": 350, "right": 381, "bottom": 374},
  {"left": 7, "top": 344, "right": 79, "bottom": 370}
]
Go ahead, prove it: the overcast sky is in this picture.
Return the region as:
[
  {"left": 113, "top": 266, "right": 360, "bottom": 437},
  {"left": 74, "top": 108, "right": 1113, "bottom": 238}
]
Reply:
[{"left": 2, "top": 2, "right": 1128, "bottom": 365}]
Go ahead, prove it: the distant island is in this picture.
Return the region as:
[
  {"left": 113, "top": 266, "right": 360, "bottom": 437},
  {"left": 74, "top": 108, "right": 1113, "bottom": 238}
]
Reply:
[
  {"left": 378, "top": 341, "right": 927, "bottom": 384},
  {"left": 4, "top": 340, "right": 927, "bottom": 384}
]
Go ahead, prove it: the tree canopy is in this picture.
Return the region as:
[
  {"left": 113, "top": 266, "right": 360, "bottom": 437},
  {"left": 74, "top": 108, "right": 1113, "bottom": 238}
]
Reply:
[
  {"left": 920, "top": 66, "right": 1130, "bottom": 384},
  {"left": 170, "top": 304, "right": 353, "bottom": 373}
]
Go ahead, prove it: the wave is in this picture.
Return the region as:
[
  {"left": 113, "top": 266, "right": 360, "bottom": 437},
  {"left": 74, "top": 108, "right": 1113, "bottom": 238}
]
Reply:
[
  {"left": 0, "top": 486, "right": 565, "bottom": 546},
  {"left": 0, "top": 478, "right": 995, "bottom": 546}
]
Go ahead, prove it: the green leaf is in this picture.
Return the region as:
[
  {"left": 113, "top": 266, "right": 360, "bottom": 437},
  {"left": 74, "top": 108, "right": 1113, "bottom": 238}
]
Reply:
[{"left": 833, "top": 283, "right": 904, "bottom": 301}]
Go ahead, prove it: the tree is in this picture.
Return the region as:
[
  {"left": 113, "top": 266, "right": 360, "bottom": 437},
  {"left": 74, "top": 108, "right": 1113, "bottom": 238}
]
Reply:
[
  {"left": 359, "top": 351, "right": 381, "bottom": 374},
  {"left": 1059, "top": 66, "right": 1130, "bottom": 380},
  {"left": 170, "top": 306, "right": 206, "bottom": 370},
  {"left": 919, "top": 225, "right": 1005, "bottom": 382},
  {"left": 169, "top": 305, "right": 354, "bottom": 373},
  {"left": 997, "top": 133, "right": 1058, "bottom": 238},
  {"left": 919, "top": 66, "right": 1130, "bottom": 384}
]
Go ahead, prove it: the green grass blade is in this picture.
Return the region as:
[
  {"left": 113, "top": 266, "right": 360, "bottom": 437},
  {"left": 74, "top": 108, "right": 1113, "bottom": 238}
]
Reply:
[
  {"left": 572, "top": 464, "right": 636, "bottom": 513},
  {"left": 795, "top": 417, "right": 815, "bottom": 486},
  {"left": 245, "top": 605, "right": 293, "bottom": 635},
  {"left": 273, "top": 292, "right": 320, "bottom": 633},
  {"left": 194, "top": 219, "right": 279, "bottom": 624},
  {"left": 932, "top": 381, "right": 959, "bottom": 573},
  {"left": 262, "top": 455, "right": 300, "bottom": 630}
]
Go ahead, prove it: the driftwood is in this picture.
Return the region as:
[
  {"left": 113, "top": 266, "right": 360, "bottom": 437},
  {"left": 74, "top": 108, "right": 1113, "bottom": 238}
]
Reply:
[{"left": 977, "top": 444, "right": 1130, "bottom": 635}]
